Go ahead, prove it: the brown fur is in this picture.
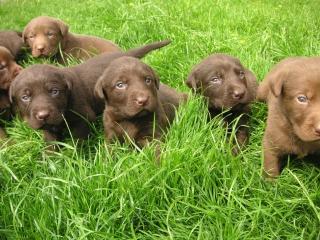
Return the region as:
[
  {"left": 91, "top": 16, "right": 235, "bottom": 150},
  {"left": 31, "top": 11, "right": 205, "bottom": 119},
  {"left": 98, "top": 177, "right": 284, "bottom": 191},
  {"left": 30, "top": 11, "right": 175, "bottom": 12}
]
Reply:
[
  {"left": 0, "top": 31, "right": 24, "bottom": 139},
  {"left": 23, "top": 16, "right": 121, "bottom": 63},
  {"left": 94, "top": 56, "right": 187, "bottom": 147},
  {"left": 9, "top": 40, "right": 171, "bottom": 144},
  {"left": 186, "top": 54, "right": 258, "bottom": 154},
  {"left": 258, "top": 57, "right": 320, "bottom": 178}
]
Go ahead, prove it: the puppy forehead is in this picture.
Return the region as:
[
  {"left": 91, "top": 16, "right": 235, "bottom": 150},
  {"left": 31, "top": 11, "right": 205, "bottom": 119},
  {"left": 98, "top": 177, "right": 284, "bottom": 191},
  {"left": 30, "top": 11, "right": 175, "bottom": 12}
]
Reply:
[
  {"left": 14, "top": 66, "right": 65, "bottom": 89},
  {"left": 27, "top": 17, "right": 60, "bottom": 32},
  {"left": 284, "top": 67, "right": 320, "bottom": 93},
  {"left": 106, "top": 57, "right": 153, "bottom": 81},
  {"left": 198, "top": 56, "right": 243, "bottom": 76},
  {"left": 0, "top": 47, "right": 13, "bottom": 61}
]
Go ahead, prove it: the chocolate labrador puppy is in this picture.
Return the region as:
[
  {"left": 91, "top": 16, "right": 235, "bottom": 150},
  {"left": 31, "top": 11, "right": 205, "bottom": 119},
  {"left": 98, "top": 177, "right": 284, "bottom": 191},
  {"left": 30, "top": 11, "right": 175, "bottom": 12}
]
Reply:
[
  {"left": 186, "top": 54, "right": 258, "bottom": 154},
  {"left": 0, "top": 31, "right": 24, "bottom": 138},
  {"left": 9, "top": 40, "right": 171, "bottom": 145},
  {"left": 23, "top": 16, "right": 121, "bottom": 63},
  {"left": 94, "top": 56, "right": 187, "bottom": 147},
  {"left": 257, "top": 57, "right": 320, "bottom": 178}
]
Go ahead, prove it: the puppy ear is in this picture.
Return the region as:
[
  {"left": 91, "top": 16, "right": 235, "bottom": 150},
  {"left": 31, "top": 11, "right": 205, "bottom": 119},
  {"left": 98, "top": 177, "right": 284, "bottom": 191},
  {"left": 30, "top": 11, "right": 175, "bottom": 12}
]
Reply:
[
  {"left": 185, "top": 71, "right": 199, "bottom": 91},
  {"left": 244, "top": 69, "right": 258, "bottom": 99},
  {"left": 9, "top": 80, "right": 16, "bottom": 103},
  {"left": 149, "top": 68, "right": 160, "bottom": 90},
  {"left": 22, "top": 25, "right": 30, "bottom": 43},
  {"left": 263, "top": 67, "right": 287, "bottom": 98},
  {"left": 61, "top": 70, "right": 73, "bottom": 90},
  {"left": 94, "top": 77, "right": 108, "bottom": 101},
  {"left": 56, "top": 19, "right": 69, "bottom": 37}
]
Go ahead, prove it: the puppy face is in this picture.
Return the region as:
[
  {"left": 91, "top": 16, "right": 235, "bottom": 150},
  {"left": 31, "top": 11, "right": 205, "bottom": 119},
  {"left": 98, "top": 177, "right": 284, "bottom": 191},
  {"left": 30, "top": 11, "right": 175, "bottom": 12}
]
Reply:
[
  {"left": 0, "top": 46, "right": 22, "bottom": 90},
  {"left": 9, "top": 65, "right": 72, "bottom": 129},
  {"left": 267, "top": 58, "right": 320, "bottom": 142},
  {"left": 186, "top": 54, "right": 257, "bottom": 109},
  {"left": 95, "top": 57, "right": 160, "bottom": 118},
  {"left": 23, "top": 16, "right": 69, "bottom": 57}
]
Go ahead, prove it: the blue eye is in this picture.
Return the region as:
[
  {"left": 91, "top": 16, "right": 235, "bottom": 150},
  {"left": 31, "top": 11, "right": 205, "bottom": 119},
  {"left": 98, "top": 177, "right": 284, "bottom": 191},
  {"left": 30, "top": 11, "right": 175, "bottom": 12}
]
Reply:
[
  {"left": 297, "top": 95, "right": 308, "bottom": 103},
  {"left": 210, "top": 76, "right": 221, "bottom": 84},
  {"left": 115, "top": 81, "right": 127, "bottom": 89},
  {"left": 145, "top": 77, "right": 152, "bottom": 85},
  {"left": 239, "top": 71, "right": 245, "bottom": 79},
  {"left": 21, "top": 95, "right": 31, "bottom": 102},
  {"left": 50, "top": 88, "right": 59, "bottom": 97}
]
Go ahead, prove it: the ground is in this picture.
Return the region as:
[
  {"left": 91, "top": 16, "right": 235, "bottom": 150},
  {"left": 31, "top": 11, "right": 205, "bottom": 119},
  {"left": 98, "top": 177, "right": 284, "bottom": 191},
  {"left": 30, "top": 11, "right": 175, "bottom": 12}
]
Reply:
[{"left": 1, "top": 0, "right": 320, "bottom": 239}]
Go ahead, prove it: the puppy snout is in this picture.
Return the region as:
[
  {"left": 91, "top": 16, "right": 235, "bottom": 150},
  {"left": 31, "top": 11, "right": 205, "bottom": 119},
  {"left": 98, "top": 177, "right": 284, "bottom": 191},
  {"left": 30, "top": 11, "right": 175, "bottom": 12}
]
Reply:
[
  {"left": 314, "top": 125, "right": 320, "bottom": 136},
  {"left": 232, "top": 89, "right": 245, "bottom": 100},
  {"left": 36, "top": 45, "right": 45, "bottom": 52},
  {"left": 135, "top": 96, "right": 149, "bottom": 106},
  {"left": 35, "top": 110, "right": 50, "bottom": 121}
]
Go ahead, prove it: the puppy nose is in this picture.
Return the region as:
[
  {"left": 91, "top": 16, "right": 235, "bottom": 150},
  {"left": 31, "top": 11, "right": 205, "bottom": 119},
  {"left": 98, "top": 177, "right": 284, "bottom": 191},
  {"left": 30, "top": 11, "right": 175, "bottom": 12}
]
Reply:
[
  {"left": 37, "top": 45, "right": 45, "bottom": 52},
  {"left": 135, "top": 96, "right": 149, "bottom": 106},
  {"left": 35, "top": 110, "right": 50, "bottom": 121},
  {"left": 315, "top": 126, "right": 320, "bottom": 136},
  {"left": 232, "top": 89, "right": 245, "bottom": 100}
]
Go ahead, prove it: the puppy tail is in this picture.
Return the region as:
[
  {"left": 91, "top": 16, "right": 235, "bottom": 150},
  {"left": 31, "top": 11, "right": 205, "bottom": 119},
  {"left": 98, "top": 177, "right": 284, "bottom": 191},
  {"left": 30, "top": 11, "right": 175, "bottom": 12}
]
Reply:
[{"left": 126, "top": 40, "right": 171, "bottom": 58}]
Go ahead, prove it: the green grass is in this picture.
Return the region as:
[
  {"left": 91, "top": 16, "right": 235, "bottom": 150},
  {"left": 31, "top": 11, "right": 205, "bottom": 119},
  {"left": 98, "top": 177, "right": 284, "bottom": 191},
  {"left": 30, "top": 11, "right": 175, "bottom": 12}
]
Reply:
[{"left": 1, "top": 0, "right": 320, "bottom": 239}]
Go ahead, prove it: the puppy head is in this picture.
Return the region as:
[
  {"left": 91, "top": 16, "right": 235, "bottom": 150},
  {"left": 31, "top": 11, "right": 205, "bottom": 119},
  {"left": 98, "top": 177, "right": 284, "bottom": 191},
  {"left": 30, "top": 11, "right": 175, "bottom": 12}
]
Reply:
[
  {"left": 95, "top": 56, "right": 160, "bottom": 118},
  {"left": 265, "top": 57, "right": 320, "bottom": 142},
  {"left": 186, "top": 54, "right": 257, "bottom": 109},
  {"left": 23, "top": 16, "right": 69, "bottom": 57},
  {"left": 0, "top": 46, "right": 22, "bottom": 90},
  {"left": 9, "top": 64, "right": 72, "bottom": 129}
]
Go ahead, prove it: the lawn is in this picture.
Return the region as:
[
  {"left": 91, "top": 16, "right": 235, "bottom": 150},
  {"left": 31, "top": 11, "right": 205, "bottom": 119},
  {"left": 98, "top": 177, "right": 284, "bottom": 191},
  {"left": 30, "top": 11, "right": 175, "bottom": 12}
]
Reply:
[{"left": 1, "top": 0, "right": 320, "bottom": 239}]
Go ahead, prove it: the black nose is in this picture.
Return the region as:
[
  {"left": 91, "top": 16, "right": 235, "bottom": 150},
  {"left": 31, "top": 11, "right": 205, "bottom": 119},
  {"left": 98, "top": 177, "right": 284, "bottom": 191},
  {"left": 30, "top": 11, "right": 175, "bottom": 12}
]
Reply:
[
  {"left": 35, "top": 110, "right": 50, "bottom": 121},
  {"left": 232, "top": 89, "right": 245, "bottom": 100},
  {"left": 135, "top": 96, "right": 149, "bottom": 106}
]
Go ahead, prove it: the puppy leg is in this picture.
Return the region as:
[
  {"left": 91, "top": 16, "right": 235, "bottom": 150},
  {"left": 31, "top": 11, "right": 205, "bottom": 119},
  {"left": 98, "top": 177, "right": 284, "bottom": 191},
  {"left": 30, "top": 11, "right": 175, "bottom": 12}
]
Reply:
[
  {"left": 71, "top": 121, "right": 91, "bottom": 140},
  {"left": 43, "top": 130, "right": 60, "bottom": 152},
  {"left": 232, "top": 126, "right": 249, "bottom": 155},
  {"left": 263, "top": 143, "right": 281, "bottom": 179},
  {"left": 0, "top": 127, "right": 7, "bottom": 139}
]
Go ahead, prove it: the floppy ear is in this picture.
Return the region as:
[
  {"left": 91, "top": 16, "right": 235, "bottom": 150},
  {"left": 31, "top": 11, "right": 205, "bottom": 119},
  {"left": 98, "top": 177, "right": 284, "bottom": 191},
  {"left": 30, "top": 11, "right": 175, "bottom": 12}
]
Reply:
[
  {"left": 56, "top": 19, "right": 69, "bottom": 37},
  {"left": 264, "top": 67, "right": 286, "bottom": 98},
  {"left": 9, "top": 80, "right": 16, "bottom": 103},
  {"left": 22, "top": 25, "right": 30, "bottom": 43},
  {"left": 61, "top": 70, "right": 73, "bottom": 91},
  {"left": 94, "top": 76, "right": 108, "bottom": 101},
  {"left": 149, "top": 67, "right": 160, "bottom": 90},
  {"left": 185, "top": 70, "right": 199, "bottom": 91},
  {"left": 244, "top": 69, "right": 258, "bottom": 99}
]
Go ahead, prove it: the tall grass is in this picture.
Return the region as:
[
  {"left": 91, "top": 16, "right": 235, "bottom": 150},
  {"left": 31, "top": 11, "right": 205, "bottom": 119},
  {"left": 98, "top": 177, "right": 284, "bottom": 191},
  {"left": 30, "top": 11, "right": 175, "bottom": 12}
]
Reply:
[{"left": 1, "top": 0, "right": 320, "bottom": 239}]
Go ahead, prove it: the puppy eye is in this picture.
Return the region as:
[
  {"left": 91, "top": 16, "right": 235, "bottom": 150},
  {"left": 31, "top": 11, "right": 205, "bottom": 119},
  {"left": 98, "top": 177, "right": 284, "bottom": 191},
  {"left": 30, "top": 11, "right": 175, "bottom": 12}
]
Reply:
[
  {"left": 210, "top": 76, "right": 221, "bottom": 84},
  {"left": 0, "top": 64, "right": 6, "bottom": 70},
  {"left": 50, "top": 88, "right": 60, "bottom": 97},
  {"left": 297, "top": 95, "right": 308, "bottom": 103},
  {"left": 115, "top": 81, "right": 127, "bottom": 89},
  {"left": 145, "top": 77, "right": 152, "bottom": 85},
  {"left": 239, "top": 71, "right": 245, "bottom": 79},
  {"left": 21, "top": 95, "right": 31, "bottom": 102},
  {"left": 29, "top": 35, "right": 35, "bottom": 40},
  {"left": 47, "top": 32, "right": 54, "bottom": 37}
]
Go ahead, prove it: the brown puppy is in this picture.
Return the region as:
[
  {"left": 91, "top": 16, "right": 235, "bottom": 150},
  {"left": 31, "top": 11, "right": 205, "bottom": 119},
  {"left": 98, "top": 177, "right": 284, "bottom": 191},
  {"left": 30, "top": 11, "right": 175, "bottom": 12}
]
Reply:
[
  {"left": 9, "top": 40, "right": 171, "bottom": 144},
  {"left": 23, "top": 16, "right": 121, "bottom": 63},
  {"left": 94, "top": 56, "right": 187, "bottom": 147},
  {"left": 0, "top": 31, "right": 24, "bottom": 139},
  {"left": 257, "top": 57, "right": 320, "bottom": 178},
  {"left": 186, "top": 54, "right": 258, "bottom": 154}
]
